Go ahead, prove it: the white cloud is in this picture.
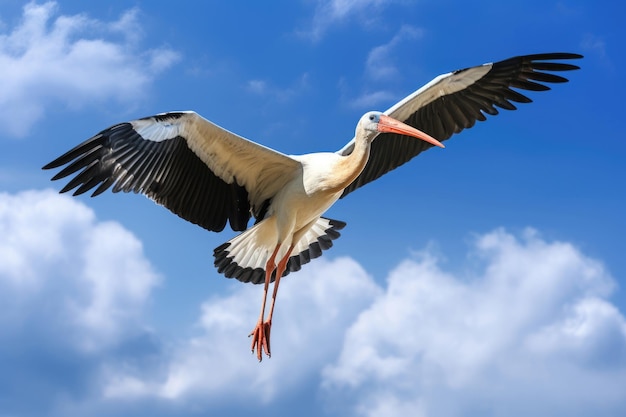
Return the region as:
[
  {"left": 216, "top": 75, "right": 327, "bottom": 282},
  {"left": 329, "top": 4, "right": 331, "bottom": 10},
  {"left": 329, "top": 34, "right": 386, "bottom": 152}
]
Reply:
[
  {"left": 365, "top": 25, "right": 423, "bottom": 81},
  {"left": 581, "top": 32, "right": 613, "bottom": 70},
  {"left": 344, "top": 25, "right": 424, "bottom": 109},
  {"left": 1, "top": 196, "right": 624, "bottom": 417},
  {"left": 104, "top": 256, "right": 380, "bottom": 403},
  {"left": 0, "top": 188, "right": 162, "bottom": 415},
  {"left": 101, "top": 228, "right": 626, "bottom": 416},
  {"left": 303, "top": 0, "right": 395, "bottom": 41},
  {"left": 0, "top": 2, "right": 180, "bottom": 138},
  {"left": 0, "top": 189, "right": 160, "bottom": 352},
  {"left": 347, "top": 89, "right": 397, "bottom": 108},
  {"left": 246, "top": 73, "right": 311, "bottom": 102},
  {"left": 323, "top": 228, "right": 626, "bottom": 417}
]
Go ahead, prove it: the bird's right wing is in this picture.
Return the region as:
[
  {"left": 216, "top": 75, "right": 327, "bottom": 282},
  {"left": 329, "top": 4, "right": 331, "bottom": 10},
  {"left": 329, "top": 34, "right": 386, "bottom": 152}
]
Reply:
[
  {"left": 43, "top": 111, "right": 301, "bottom": 232},
  {"left": 339, "top": 53, "right": 582, "bottom": 198}
]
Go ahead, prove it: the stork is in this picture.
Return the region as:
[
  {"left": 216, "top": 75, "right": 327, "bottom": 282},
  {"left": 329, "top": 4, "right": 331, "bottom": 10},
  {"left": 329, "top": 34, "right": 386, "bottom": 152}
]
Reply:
[{"left": 43, "top": 52, "right": 581, "bottom": 361}]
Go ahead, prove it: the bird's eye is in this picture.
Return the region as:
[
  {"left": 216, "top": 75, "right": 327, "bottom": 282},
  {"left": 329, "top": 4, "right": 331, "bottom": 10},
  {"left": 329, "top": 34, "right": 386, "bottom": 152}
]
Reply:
[{"left": 369, "top": 114, "right": 375, "bottom": 121}]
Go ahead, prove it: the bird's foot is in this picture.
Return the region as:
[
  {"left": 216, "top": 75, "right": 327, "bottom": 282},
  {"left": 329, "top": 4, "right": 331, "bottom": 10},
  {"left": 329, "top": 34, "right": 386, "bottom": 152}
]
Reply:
[{"left": 249, "top": 319, "right": 272, "bottom": 361}]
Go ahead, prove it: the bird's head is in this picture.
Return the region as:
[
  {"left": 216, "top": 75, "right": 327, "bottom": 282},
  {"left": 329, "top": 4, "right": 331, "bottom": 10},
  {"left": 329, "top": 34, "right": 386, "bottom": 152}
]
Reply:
[{"left": 357, "top": 111, "right": 444, "bottom": 148}]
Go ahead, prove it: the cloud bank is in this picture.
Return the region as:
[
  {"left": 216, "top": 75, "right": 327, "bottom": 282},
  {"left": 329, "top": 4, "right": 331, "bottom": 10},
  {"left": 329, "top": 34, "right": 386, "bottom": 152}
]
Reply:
[
  {"left": 0, "top": 2, "right": 179, "bottom": 137},
  {"left": 324, "top": 228, "right": 626, "bottom": 417},
  {"left": 1, "top": 189, "right": 624, "bottom": 416},
  {"left": 0, "top": 189, "right": 160, "bottom": 415},
  {"left": 96, "top": 228, "right": 626, "bottom": 416}
]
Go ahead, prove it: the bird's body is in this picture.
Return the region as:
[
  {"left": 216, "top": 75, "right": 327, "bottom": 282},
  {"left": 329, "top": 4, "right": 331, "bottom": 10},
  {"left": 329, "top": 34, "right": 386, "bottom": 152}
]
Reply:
[
  {"left": 43, "top": 52, "right": 582, "bottom": 360},
  {"left": 220, "top": 151, "right": 348, "bottom": 276}
]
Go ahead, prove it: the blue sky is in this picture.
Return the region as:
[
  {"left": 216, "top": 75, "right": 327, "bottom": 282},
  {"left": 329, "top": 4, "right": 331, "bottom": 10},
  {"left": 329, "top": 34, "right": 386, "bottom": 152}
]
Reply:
[{"left": 1, "top": 1, "right": 625, "bottom": 416}]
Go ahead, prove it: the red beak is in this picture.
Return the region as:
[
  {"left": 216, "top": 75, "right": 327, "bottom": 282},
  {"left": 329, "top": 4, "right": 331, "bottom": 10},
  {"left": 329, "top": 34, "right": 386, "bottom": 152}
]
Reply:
[{"left": 377, "top": 114, "right": 444, "bottom": 148}]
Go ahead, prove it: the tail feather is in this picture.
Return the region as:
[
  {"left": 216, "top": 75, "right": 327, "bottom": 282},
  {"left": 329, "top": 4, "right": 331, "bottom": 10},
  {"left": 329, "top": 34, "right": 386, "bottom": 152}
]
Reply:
[{"left": 213, "top": 217, "right": 346, "bottom": 284}]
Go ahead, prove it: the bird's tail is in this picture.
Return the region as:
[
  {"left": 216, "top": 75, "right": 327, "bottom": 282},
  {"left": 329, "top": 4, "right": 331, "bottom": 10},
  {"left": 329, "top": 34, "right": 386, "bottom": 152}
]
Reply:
[{"left": 213, "top": 217, "right": 346, "bottom": 284}]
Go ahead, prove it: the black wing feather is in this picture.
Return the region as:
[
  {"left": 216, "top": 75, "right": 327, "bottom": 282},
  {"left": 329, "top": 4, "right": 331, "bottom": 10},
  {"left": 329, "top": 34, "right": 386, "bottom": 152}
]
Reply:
[{"left": 43, "top": 117, "right": 251, "bottom": 232}]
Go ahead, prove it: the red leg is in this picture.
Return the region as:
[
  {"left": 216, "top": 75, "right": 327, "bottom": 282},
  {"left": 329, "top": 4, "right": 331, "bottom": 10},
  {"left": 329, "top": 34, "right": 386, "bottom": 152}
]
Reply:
[
  {"left": 249, "top": 244, "right": 294, "bottom": 361},
  {"left": 249, "top": 244, "right": 280, "bottom": 361},
  {"left": 267, "top": 244, "right": 294, "bottom": 325}
]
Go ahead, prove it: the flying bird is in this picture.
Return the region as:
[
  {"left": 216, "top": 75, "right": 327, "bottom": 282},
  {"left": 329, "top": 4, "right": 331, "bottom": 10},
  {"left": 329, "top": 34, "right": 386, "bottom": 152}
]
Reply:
[{"left": 43, "top": 52, "right": 582, "bottom": 361}]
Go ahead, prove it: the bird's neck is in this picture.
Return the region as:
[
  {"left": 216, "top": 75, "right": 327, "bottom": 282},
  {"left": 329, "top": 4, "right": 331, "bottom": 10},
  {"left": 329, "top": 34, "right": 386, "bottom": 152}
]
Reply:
[{"left": 327, "top": 138, "right": 370, "bottom": 193}]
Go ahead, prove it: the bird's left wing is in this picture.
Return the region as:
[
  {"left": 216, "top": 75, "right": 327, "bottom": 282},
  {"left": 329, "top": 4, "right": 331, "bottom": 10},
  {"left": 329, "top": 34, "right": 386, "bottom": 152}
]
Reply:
[
  {"left": 339, "top": 52, "right": 582, "bottom": 198},
  {"left": 43, "top": 111, "right": 301, "bottom": 232}
]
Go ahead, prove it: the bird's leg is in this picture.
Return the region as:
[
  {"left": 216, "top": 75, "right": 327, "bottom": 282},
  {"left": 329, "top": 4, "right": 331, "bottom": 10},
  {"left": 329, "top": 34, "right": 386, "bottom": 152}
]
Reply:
[
  {"left": 248, "top": 244, "right": 294, "bottom": 361},
  {"left": 266, "top": 244, "right": 295, "bottom": 328},
  {"left": 249, "top": 243, "right": 280, "bottom": 361}
]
